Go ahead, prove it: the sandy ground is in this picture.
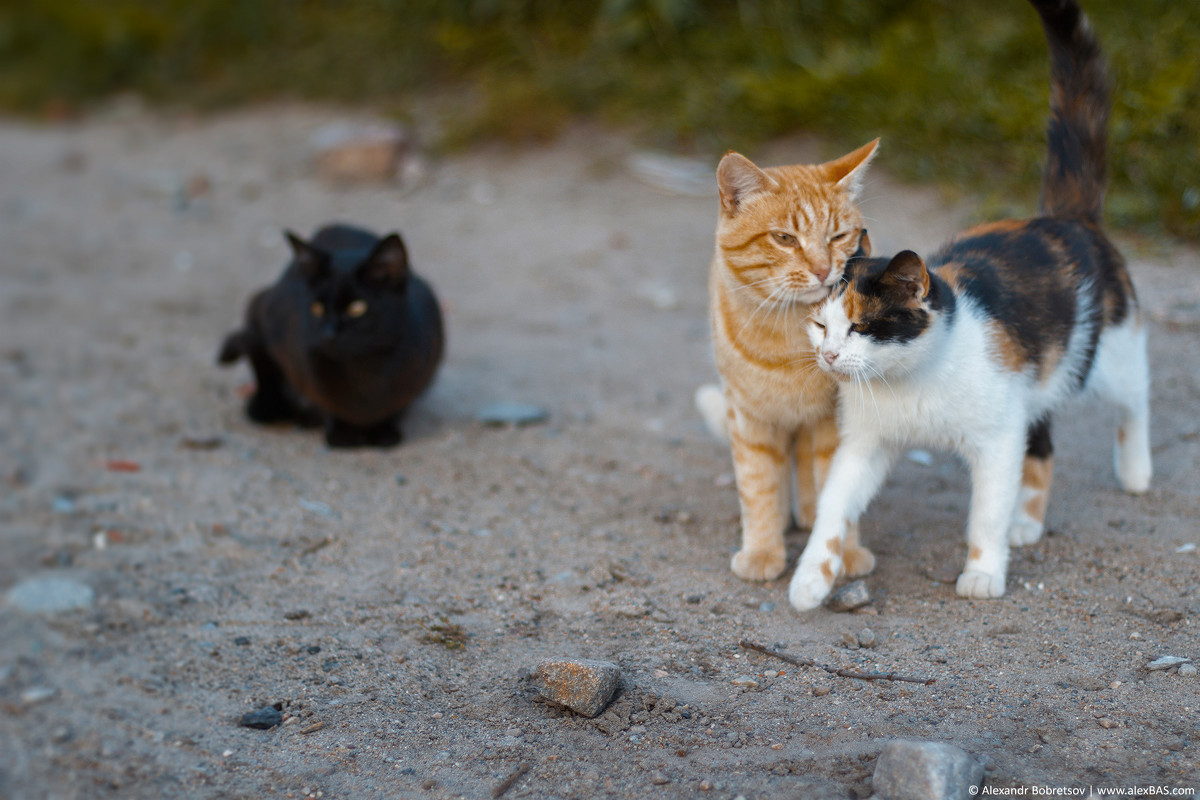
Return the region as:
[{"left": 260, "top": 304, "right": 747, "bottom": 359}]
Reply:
[{"left": 1, "top": 106, "right": 1198, "bottom": 800}]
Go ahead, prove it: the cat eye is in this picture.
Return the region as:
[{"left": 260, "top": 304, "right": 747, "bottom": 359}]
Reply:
[
  {"left": 771, "top": 231, "right": 798, "bottom": 247},
  {"left": 310, "top": 301, "right": 325, "bottom": 317},
  {"left": 812, "top": 321, "right": 826, "bottom": 331},
  {"left": 346, "top": 300, "right": 368, "bottom": 318},
  {"left": 830, "top": 231, "right": 852, "bottom": 243},
  {"left": 849, "top": 323, "right": 865, "bottom": 334}
]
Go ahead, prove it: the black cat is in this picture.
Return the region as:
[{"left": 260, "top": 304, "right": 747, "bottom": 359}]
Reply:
[{"left": 218, "top": 224, "right": 444, "bottom": 448}]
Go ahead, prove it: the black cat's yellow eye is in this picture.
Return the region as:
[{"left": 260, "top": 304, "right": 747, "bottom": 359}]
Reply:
[
  {"left": 346, "top": 300, "right": 368, "bottom": 318},
  {"left": 771, "top": 231, "right": 798, "bottom": 247},
  {"left": 310, "top": 301, "right": 325, "bottom": 317}
]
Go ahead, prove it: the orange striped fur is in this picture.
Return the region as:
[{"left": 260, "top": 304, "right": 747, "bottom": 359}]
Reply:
[{"left": 708, "top": 141, "right": 879, "bottom": 582}]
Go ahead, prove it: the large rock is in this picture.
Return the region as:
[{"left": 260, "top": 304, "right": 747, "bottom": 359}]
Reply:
[
  {"left": 872, "top": 740, "right": 984, "bottom": 800},
  {"left": 826, "top": 580, "right": 871, "bottom": 612},
  {"left": 529, "top": 658, "right": 621, "bottom": 718}
]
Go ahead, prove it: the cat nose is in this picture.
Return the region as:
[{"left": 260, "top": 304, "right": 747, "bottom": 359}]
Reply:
[
  {"left": 823, "top": 349, "right": 838, "bottom": 365},
  {"left": 813, "top": 266, "right": 831, "bottom": 283}
]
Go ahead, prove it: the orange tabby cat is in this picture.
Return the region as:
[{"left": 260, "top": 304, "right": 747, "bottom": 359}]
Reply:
[{"left": 696, "top": 141, "right": 879, "bottom": 582}]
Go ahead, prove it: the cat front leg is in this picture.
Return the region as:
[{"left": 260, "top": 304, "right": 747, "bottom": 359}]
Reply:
[
  {"left": 958, "top": 432, "right": 1025, "bottom": 599},
  {"left": 789, "top": 438, "right": 893, "bottom": 611},
  {"left": 728, "top": 413, "right": 791, "bottom": 581}
]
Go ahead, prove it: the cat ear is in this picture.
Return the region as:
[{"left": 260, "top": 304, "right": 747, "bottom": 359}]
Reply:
[
  {"left": 285, "top": 230, "right": 330, "bottom": 281},
  {"left": 882, "top": 250, "right": 929, "bottom": 301},
  {"left": 717, "top": 152, "right": 777, "bottom": 214},
  {"left": 358, "top": 233, "right": 409, "bottom": 288},
  {"left": 822, "top": 138, "right": 879, "bottom": 199}
]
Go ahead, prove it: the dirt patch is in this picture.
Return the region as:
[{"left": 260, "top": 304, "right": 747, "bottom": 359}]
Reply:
[{"left": 1, "top": 107, "right": 1198, "bottom": 798}]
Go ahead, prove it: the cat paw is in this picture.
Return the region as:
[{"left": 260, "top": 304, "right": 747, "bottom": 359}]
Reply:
[
  {"left": 794, "top": 502, "right": 817, "bottom": 530},
  {"left": 842, "top": 544, "right": 876, "bottom": 577},
  {"left": 1114, "top": 446, "right": 1151, "bottom": 495},
  {"left": 788, "top": 564, "right": 836, "bottom": 611},
  {"left": 955, "top": 570, "right": 1006, "bottom": 599},
  {"left": 1007, "top": 516, "right": 1044, "bottom": 546},
  {"left": 731, "top": 548, "right": 786, "bottom": 582},
  {"left": 246, "top": 392, "right": 295, "bottom": 424}
]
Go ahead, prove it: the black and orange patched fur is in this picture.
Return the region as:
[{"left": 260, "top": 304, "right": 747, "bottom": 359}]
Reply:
[{"left": 790, "top": 0, "right": 1151, "bottom": 610}]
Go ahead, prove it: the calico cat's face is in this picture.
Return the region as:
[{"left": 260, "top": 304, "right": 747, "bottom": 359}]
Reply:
[
  {"left": 286, "top": 231, "right": 411, "bottom": 358},
  {"left": 809, "top": 251, "right": 945, "bottom": 381},
  {"left": 715, "top": 140, "right": 878, "bottom": 308}
]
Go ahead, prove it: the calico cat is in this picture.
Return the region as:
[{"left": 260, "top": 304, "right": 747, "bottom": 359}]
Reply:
[
  {"left": 218, "top": 224, "right": 444, "bottom": 448},
  {"left": 789, "top": 0, "right": 1151, "bottom": 610},
  {"left": 696, "top": 139, "right": 879, "bottom": 583}
]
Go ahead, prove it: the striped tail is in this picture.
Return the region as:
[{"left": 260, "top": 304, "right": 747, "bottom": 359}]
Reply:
[{"left": 1029, "top": 0, "right": 1111, "bottom": 223}]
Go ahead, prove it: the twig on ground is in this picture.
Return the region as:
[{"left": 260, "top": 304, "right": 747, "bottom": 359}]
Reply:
[
  {"left": 493, "top": 762, "right": 531, "bottom": 799},
  {"left": 738, "top": 640, "right": 935, "bottom": 686},
  {"left": 300, "top": 537, "right": 332, "bottom": 557}
]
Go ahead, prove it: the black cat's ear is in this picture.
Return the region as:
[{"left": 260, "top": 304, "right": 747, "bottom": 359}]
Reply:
[
  {"left": 882, "top": 250, "right": 929, "bottom": 301},
  {"left": 358, "top": 233, "right": 409, "bottom": 289},
  {"left": 285, "top": 230, "right": 330, "bottom": 281}
]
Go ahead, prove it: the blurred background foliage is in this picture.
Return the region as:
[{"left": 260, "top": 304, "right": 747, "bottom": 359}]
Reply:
[{"left": 1, "top": 0, "right": 1196, "bottom": 239}]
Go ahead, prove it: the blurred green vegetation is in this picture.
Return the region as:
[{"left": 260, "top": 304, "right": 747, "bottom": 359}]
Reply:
[{"left": 2, "top": 0, "right": 1196, "bottom": 239}]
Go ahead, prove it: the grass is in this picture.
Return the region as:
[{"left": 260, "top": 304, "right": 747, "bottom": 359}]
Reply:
[{"left": 1, "top": 0, "right": 1196, "bottom": 240}]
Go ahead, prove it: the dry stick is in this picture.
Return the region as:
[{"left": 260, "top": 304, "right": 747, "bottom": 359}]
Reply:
[
  {"left": 493, "top": 762, "right": 531, "bottom": 799},
  {"left": 738, "top": 640, "right": 935, "bottom": 686}
]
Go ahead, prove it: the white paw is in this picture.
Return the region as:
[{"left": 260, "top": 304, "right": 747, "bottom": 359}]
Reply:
[
  {"left": 1007, "top": 516, "right": 1044, "bottom": 546},
  {"left": 1115, "top": 449, "right": 1151, "bottom": 495},
  {"left": 788, "top": 564, "right": 835, "bottom": 611},
  {"left": 731, "top": 548, "right": 786, "bottom": 582},
  {"left": 955, "top": 569, "right": 1006, "bottom": 599}
]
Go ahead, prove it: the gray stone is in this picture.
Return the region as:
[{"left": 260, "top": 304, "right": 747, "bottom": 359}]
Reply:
[
  {"left": 858, "top": 628, "right": 879, "bottom": 648},
  {"left": 730, "top": 675, "right": 759, "bottom": 688},
  {"left": 7, "top": 577, "right": 95, "bottom": 613},
  {"left": 476, "top": 402, "right": 549, "bottom": 427},
  {"left": 826, "top": 580, "right": 871, "bottom": 612},
  {"left": 1179, "top": 663, "right": 1198, "bottom": 677},
  {"left": 238, "top": 706, "right": 283, "bottom": 729},
  {"left": 872, "top": 739, "right": 984, "bottom": 800},
  {"left": 529, "top": 658, "right": 621, "bottom": 718},
  {"left": 1146, "top": 655, "right": 1190, "bottom": 671},
  {"left": 309, "top": 122, "right": 408, "bottom": 183}
]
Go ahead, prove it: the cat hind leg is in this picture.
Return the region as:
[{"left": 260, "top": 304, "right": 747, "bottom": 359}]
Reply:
[
  {"left": 1093, "top": 322, "right": 1152, "bottom": 493},
  {"left": 1008, "top": 419, "right": 1054, "bottom": 546}
]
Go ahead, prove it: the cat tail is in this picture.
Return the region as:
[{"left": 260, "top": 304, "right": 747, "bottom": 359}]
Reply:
[
  {"left": 1029, "top": 0, "right": 1110, "bottom": 223},
  {"left": 217, "top": 330, "right": 249, "bottom": 365},
  {"left": 694, "top": 383, "right": 730, "bottom": 444}
]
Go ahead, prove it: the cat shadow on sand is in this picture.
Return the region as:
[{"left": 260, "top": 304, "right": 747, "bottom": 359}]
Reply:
[{"left": 218, "top": 223, "right": 444, "bottom": 448}]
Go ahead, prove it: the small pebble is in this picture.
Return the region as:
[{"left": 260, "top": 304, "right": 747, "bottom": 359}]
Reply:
[
  {"left": 238, "top": 706, "right": 283, "bottom": 729},
  {"left": 20, "top": 687, "right": 57, "bottom": 705},
  {"left": 842, "top": 632, "right": 861, "bottom": 650},
  {"left": 476, "top": 402, "right": 549, "bottom": 427},
  {"left": 650, "top": 771, "right": 670, "bottom": 785},
  {"left": 812, "top": 685, "right": 832, "bottom": 697},
  {"left": 1146, "top": 655, "right": 1190, "bottom": 671},
  {"left": 730, "top": 676, "right": 759, "bottom": 688},
  {"left": 7, "top": 577, "right": 95, "bottom": 613},
  {"left": 1179, "top": 663, "right": 1198, "bottom": 677},
  {"left": 1097, "top": 717, "right": 1119, "bottom": 729},
  {"left": 826, "top": 580, "right": 871, "bottom": 612},
  {"left": 858, "top": 628, "right": 878, "bottom": 648}
]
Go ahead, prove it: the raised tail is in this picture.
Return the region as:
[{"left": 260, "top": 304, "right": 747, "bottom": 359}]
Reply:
[
  {"left": 1029, "top": 0, "right": 1111, "bottom": 222},
  {"left": 694, "top": 383, "right": 730, "bottom": 444}
]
